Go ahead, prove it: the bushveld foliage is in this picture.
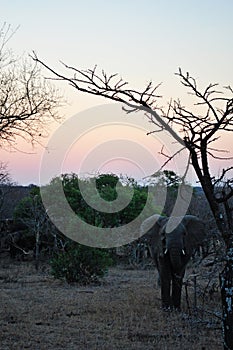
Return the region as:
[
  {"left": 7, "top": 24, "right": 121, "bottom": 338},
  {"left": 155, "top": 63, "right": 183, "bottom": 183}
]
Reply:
[
  {"left": 13, "top": 173, "right": 158, "bottom": 281},
  {"left": 50, "top": 242, "right": 113, "bottom": 284}
]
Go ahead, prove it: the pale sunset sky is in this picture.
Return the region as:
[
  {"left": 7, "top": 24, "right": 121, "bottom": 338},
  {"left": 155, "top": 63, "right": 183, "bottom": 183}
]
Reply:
[{"left": 1, "top": 0, "right": 233, "bottom": 185}]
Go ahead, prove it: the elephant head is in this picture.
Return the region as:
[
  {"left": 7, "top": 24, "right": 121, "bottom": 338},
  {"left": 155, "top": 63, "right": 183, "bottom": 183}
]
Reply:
[{"left": 140, "top": 214, "right": 205, "bottom": 309}]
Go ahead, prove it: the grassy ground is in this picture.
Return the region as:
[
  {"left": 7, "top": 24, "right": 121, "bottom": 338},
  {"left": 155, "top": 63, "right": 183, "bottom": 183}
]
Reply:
[{"left": 0, "top": 256, "right": 222, "bottom": 349}]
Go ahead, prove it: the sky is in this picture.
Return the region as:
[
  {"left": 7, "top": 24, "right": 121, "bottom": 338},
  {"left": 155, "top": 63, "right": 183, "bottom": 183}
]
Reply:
[{"left": 1, "top": 0, "right": 233, "bottom": 186}]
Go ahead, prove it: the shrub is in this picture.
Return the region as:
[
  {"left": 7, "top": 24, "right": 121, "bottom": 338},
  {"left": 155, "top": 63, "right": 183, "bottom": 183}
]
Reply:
[{"left": 50, "top": 243, "right": 113, "bottom": 284}]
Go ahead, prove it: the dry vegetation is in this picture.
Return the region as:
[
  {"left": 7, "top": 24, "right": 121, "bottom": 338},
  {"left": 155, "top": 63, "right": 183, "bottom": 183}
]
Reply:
[{"left": 0, "top": 256, "right": 223, "bottom": 350}]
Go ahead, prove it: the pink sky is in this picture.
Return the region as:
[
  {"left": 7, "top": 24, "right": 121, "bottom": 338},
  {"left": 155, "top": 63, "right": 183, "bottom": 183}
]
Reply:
[{"left": 1, "top": 102, "right": 232, "bottom": 186}]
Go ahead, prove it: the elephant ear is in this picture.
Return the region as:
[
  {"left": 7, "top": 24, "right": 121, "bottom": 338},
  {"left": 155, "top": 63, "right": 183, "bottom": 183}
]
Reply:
[
  {"left": 140, "top": 214, "right": 168, "bottom": 253},
  {"left": 181, "top": 215, "right": 205, "bottom": 255}
]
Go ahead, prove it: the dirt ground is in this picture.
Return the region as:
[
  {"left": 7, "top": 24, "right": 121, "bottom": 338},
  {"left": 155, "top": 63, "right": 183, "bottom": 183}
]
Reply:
[{"left": 0, "top": 256, "right": 223, "bottom": 350}]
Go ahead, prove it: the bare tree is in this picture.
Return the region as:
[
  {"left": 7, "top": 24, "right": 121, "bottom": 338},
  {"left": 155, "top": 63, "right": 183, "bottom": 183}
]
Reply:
[
  {"left": 0, "top": 161, "right": 15, "bottom": 219},
  {"left": 0, "top": 24, "right": 62, "bottom": 149},
  {"left": 15, "top": 191, "right": 48, "bottom": 270},
  {"left": 32, "top": 55, "right": 233, "bottom": 349},
  {"left": 0, "top": 161, "right": 13, "bottom": 186}
]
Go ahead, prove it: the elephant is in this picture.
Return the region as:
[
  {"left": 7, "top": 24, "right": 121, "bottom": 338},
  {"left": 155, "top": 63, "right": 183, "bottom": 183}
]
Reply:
[{"left": 140, "top": 214, "right": 205, "bottom": 310}]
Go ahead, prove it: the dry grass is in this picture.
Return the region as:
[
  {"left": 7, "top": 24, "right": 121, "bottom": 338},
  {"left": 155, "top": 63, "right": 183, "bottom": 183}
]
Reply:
[{"left": 0, "top": 257, "right": 223, "bottom": 349}]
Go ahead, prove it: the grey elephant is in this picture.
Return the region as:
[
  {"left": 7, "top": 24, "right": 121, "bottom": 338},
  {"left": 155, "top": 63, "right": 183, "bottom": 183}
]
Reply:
[{"left": 140, "top": 214, "right": 205, "bottom": 310}]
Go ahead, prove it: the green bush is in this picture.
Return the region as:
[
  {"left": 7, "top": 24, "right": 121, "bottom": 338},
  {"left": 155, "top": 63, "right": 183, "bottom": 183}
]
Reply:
[{"left": 50, "top": 243, "right": 113, "bottom": 284}]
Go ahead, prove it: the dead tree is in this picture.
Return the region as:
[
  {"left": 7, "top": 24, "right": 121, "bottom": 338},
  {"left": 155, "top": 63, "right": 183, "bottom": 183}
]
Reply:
[
  {"left": 32, "top": 56, "right": 233, "bottom": 349},
  {"left": 0, "top": 24, "right": 62, "bottom": 149}
]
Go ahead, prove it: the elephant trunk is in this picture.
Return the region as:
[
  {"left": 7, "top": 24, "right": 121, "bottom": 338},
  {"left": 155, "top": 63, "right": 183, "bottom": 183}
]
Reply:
[{"left": 167, "top": 246, "right": 184, "bottom": 273}]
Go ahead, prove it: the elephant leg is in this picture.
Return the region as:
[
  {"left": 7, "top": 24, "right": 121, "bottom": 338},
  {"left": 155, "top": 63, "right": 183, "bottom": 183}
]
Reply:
[
  {"left": 171, "top": 270, "right": 185, "bottom": 310},
  {"left": 159, "top": 257, "right": 172, "bottom": 309}
]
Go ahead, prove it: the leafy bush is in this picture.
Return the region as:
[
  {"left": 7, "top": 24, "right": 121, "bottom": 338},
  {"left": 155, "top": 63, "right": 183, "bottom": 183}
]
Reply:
[
  {"left": 60, "top": 173, "right": 157, "bottom": 228},
  {"left": 50, "top": 243, "right": 113, "bottom": 284}
]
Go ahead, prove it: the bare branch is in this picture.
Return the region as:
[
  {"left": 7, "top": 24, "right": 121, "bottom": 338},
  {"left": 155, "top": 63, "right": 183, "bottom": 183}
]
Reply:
[
  {"left": 0, "top": 41, "right": 62, "bottom": 148},
  {"left": 32, "top": 53, "right": 185, "bottom": 148},
  {"left": 157, "top": 145, "right": 186, "bottom": 171},
  {"left": 214, "top": 167, "right": 233, "bottom": 186}
]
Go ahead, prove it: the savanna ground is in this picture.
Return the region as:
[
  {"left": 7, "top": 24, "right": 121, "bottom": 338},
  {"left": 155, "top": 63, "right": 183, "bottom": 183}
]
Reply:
[{"left": 0, "top": 256, "right": 223, "bottom": 350}]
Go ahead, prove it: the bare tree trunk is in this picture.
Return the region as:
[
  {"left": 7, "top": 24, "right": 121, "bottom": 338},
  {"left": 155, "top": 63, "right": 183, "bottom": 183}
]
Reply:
[
  {"left": 211, "top": 220, "right": 233, "bottom": 350},
  {"left": 220, "top": 249, "right": 233, "bottom": 350},
  {"left": 191, "top": 154, "right": 233, "bottom": 350}
]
